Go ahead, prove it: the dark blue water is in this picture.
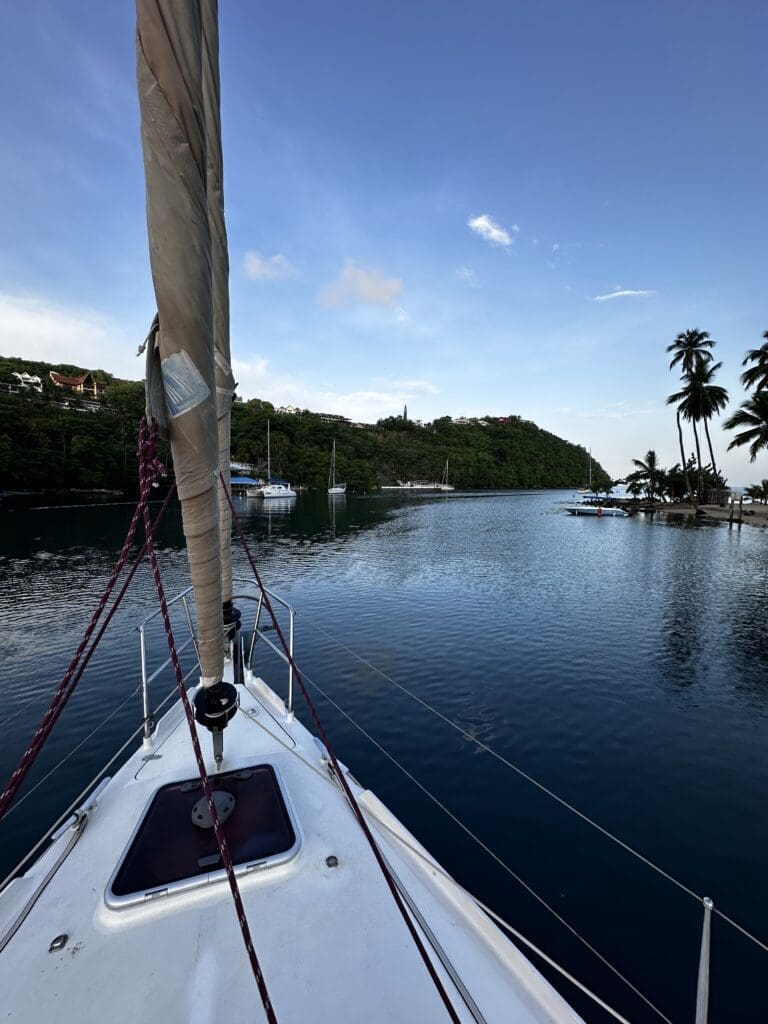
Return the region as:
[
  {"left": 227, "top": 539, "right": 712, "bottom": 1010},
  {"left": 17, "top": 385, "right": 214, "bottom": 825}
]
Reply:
[{"left": 1, "top": 490, "right": 768, "bottom": 1022}]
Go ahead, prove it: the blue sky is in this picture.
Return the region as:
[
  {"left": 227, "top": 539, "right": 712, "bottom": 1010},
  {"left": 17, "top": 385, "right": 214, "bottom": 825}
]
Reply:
[{"left": 0, "top": 1, "right": 766, "bottom": 482}]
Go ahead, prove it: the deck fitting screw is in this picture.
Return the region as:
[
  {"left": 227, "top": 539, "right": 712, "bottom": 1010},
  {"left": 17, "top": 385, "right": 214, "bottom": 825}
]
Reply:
[
  {"left": 49, "top": 934, "right": 68, "bottom": 953},
  {"left": 325, "top": 855, "right": 339, "bottom": 868}
]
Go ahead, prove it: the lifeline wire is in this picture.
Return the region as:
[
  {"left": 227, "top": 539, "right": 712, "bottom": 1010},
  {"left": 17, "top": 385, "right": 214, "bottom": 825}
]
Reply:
[
  {"left": 296, "top": 665, "right": 672, "bottom": 1024},
  {"left": 301, "top": 614, "right": 768, "bottom": 955},
  {"left": 223, "top": 479, "right": 463, "bottom": 1024},
  {"left": 0, "top": 425, "right": 176, "bottom": 823},
  {"left": 238, "top": 678, "right": 640, "bottom": 1024}
]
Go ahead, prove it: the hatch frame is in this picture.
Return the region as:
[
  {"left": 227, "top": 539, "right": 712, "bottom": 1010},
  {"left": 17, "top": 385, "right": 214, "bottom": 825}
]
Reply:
[{"left": 104, "top": 762, "right": 301, "bottom": 910}]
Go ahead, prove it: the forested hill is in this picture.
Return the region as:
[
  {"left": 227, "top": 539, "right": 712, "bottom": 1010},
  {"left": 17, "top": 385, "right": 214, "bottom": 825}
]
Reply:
[
  {"left": 232, "top": 406, "right": 610, "bottom": 491},
  {"left": 0, "top": 356, "right": 610, "bottom": 492}
]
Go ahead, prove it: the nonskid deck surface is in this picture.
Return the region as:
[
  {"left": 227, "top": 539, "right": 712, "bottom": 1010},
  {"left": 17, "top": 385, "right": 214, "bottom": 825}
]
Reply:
[{"left": 0, "top": 676, "right": 584, "bottom": 1023}]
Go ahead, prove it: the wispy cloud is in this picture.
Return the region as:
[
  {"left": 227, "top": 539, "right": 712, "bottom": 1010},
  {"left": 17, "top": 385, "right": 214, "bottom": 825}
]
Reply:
[
  {"left": 592, "top": 289, "right": 656, "bottom": 302},
  {"left": 455, "top": 266, "right": 478, "bottom": 286},
  {"left": 467, "top": 214, "right": 518, "bottom": 248},
  {"left": 318, "top": 261, "right": 403, "bottom": 308},
  {"left": 243, "top": 251, "right": 298, "bottom": 281},
  {"left": 232, "top": 356, "right": 437, "bottom": 420},
  {"left": 0, "top": 292, "right": 141, "bottom": 380},
  {"left": 374, "top": 378, "right": 440, "bottom": 395}
]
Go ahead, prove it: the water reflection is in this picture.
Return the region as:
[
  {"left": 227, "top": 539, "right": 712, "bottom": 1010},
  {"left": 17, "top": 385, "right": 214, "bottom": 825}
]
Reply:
[{"left": 4, "top": 491, "right": 768, "bottom": 1019}]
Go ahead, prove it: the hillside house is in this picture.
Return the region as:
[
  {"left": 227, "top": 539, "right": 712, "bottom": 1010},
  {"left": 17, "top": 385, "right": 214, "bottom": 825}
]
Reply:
[{"left": 49, "top": 371, "right": 108, "bottom": 397}]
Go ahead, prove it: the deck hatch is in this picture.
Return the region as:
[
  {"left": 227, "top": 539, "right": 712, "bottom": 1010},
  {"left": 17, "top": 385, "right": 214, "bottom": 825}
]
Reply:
[{"left": 107, "top": 764, "right": 297, "bottom": 907}]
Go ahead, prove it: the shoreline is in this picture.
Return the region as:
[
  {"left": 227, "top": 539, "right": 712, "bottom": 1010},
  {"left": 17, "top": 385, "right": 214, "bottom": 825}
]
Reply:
[{"left": 639, "top": 502, "right": 768, "bottom": 529}]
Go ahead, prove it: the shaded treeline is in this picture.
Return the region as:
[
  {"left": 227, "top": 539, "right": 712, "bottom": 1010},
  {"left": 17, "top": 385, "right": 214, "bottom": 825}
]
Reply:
[
  {"left": 0, "top": 356, "right": 610, "bottom": 493},
  {"left": 626, "top": 329, "right": 768, "bottom": 502},
  {"left": 232, "top": 407, "right": 611, "bottom": 491}
]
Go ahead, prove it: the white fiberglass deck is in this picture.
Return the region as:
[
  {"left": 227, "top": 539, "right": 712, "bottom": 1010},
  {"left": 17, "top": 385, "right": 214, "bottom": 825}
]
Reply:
[{"left": 0, "top": 672, "right": 584, "bottom": 1023}]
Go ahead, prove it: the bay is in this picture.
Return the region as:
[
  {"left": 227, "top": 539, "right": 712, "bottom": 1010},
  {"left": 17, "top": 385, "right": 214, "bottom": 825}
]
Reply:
[{"left": 1, "top": 489, "right": 767, "bottom": 1022}]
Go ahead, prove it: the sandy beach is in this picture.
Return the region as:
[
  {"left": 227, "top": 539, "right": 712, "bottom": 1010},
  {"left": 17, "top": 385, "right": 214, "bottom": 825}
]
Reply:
[{"left": 641, "top": 502, "right": 768, "bottom": 528}]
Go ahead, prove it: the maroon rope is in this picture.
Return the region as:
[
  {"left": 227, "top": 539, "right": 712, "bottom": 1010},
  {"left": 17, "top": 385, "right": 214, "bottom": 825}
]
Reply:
[
  {"left": 0, "top": 419, "right": 170, "bottom": 822},
  {"left": 221, "top": 479, "right": 461, "bottom": 1023},
  {"left": 141, "top": 457, "right": 277, "bottom": 1023}
]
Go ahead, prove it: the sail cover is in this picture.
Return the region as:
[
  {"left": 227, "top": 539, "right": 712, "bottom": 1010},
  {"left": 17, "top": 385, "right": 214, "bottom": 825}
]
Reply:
[
  {"left": 137, "top": 0, "right": 227, "bottom": 685},
  {"left": 201, "top": 0, "right": 235, "bottom": 609}
]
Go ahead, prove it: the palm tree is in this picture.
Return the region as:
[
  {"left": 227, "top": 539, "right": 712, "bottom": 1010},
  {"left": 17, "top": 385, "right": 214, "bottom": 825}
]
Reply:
[
  {"left": 681, "top": 361, "right": 729, "bottom": 481},
  {"left": 745, "top": 480, "right": 768, "bottom": 504},
  {"left": 666, "top": 329, "right": 715, "bottom": 375},
  {"left": 725, "top": 392, "right": 768, "bottom": 462},
  {"left": 630, "top": 450, "right": 661, "bottom": 500},
  {"left": 667, "top": 381, "right": 705, "bottom": 499},
  {"left": 665, "top": 401, "right": 696, "bottom": 505},
  {"left": 625, "top": 477, "right": 644, "bottom": 499},
  {"left": 741, "top": 333, "right": 768, "bottom": 393}
]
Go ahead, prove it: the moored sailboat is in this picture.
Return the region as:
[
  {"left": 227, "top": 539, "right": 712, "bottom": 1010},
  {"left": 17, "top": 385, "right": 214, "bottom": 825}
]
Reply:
[
  {"left": 328, "top": 439, "right": 346, "bottom": 494},
  {"left": 261, "top": 419, "right": 296, "bottom": 499},
  {"left": 437, "top": 458, "right": 455, "bottom": 492}
]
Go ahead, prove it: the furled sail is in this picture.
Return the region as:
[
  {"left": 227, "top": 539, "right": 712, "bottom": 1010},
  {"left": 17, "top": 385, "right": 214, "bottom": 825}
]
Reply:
[
  {"left": 201, "top": 1, "right": 235, "bottom": 614},
  {"left": 137, "top": 0, "right": 225, "bottom": 686}
]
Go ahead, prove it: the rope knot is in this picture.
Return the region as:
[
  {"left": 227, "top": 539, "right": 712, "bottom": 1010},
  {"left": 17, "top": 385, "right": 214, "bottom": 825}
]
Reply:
[{"left": 138, "top": 418, "right": 166, "bottom": 489}]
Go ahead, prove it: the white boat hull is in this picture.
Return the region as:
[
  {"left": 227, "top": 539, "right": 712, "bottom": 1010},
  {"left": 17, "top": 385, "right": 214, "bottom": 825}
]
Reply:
[
  {"left": 0, "top": 665, "right": 584, "bottom": 1023},
  {"left": 262, "top": 484, "right": 296, "bottom": 499},
  {"left": 565, "top": 505, "right": 628, "bottom": 517}
]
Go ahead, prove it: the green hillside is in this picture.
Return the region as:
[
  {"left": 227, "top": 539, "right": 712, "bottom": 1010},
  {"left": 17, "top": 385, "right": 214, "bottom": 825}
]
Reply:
[{"left": 0, "top": 355, "right": 611, "bottom": 492}]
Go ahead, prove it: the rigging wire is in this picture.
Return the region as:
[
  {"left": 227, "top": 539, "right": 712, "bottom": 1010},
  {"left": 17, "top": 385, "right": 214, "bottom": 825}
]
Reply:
[
  {"left": 0, "top": 682, "right": 181, "bottom": 895},
  {"left": 301, "top": 614, "right": 768, "bottom": 955},
  {"left": 143, "top": 450, "right": 278, "bottom": 1024},
  {"left": 224, "top": 480, "right": 463, "bottom": 1024},
  {"left": 295, "top": 665, "right": 673, "bottom": 1024},
  {"left": 238, "top": 680, "right": 642, "bottom": 1024},
  {"left": 3, "top": 683, "right": 142, "bottom": 818},
  {"left": 0, "top": 440, "right": 176, "bottom": 823}
]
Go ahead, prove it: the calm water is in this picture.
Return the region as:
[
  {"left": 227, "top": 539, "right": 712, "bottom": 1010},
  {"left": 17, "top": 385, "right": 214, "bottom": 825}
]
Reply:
[{"left": 1, "top": 490, "right": 768, "bottom": 1022}]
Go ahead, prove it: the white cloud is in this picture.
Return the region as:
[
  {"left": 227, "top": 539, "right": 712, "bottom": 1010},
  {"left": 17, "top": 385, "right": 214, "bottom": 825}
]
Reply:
[
  {"left": 0, "top": 292, "right": 142, "bottom": 380},
  {"left": 318, "top": 261, "right": 403, "bottom": 308},
  {"left": 374, "top": 378, "right": 440, "bottom": 395},
  {"left": 394, "top": 306, "right": 410, "bottom": 324},
  {"left": 592, "top": 289, "right": 657, "bottom": 302},
  {"left": 455, "top": 266, "right": 478, "bottom": 286},
  {"left": 552, "top": 243, "right": 560, "bottom": 253},
  {"left": 243, "top": 251, "right": 298, "bottom": 281},
  {"left": 467, "top": 214, "right": 518, "bottom": 248},
  {"left": 232, "top": 356, "right": 439, "bottom": 420}
]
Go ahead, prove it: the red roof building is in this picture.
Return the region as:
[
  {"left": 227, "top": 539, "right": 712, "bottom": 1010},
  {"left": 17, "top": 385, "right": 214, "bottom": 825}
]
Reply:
[{"left": 49, "top": 371, "right": 108, "bottom": 396}]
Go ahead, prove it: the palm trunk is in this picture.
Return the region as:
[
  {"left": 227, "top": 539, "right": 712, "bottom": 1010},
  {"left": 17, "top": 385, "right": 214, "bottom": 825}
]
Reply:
[
  {"left": 703, "top": 417, "right": 718, "bottom": 482},
  {"left": 677, "top": 410, "right": 695, "bottom": 507},
  {"left": 691, "top": 419, "right": 704, "bottom": 501}
]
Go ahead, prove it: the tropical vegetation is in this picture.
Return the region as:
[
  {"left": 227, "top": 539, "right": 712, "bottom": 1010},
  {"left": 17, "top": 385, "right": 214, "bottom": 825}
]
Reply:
[
  {"left": 0, "top": 356, "right": 611, "bottom": 494},
  {"left": 665, "top": 329, "right": 728, "bottom": 503},
  {"left": 725, "top": 333, "right": 768, "bottom": 466}
]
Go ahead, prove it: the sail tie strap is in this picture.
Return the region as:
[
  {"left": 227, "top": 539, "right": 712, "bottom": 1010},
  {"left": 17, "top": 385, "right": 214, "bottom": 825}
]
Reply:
[
  {"left": 221, "top": 479, "right": 461, "bottom": 1024},
  {"left": 142, "top": 443, "right": 278, "bottom": 1024},
  {"left": 0, "top": 419, "right": 172, "bottom": 823}
]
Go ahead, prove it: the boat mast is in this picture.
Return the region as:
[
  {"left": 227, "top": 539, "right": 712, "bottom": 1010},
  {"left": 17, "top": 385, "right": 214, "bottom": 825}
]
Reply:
[
  {"left": 331, "top": 440, "right": 336, "bottom": 488},
  {"left": 137, "top": 0, "right": 224, "bottom": 689},
  {"left": 203, "top": 0, "right": 236, "bottom": 628},
  {"left": 267, "top": 418, "right": 271, "bottom": 482}
]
